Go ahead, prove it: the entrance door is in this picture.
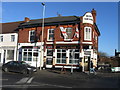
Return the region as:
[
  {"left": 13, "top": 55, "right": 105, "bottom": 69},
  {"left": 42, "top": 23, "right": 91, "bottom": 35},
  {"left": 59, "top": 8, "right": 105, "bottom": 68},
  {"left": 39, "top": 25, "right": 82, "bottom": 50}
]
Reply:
[
  {"left": 46, "top": 48, "right": 54, "bottom": 68},
  {"left": 84, "top": 56, "right": 90, "bottom": 71}
]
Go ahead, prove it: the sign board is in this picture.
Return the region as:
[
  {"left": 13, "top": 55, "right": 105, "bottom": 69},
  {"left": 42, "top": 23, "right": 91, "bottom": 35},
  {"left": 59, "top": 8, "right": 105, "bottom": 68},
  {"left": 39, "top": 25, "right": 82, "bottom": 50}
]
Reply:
[
  {"left": 83, "top": 12, "right": 93, "bottom": 25},
  {"left": 33, "top": 46, "right": 38, "bottom": 50},
  {"left": 84, "top": 51, "right": 91, "bottom": 55}
]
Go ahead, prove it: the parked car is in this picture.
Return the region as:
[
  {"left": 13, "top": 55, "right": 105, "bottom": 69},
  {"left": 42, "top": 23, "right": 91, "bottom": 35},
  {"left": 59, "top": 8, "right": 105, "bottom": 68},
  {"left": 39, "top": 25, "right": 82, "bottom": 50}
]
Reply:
[
  {"left": 2, "top": 61, "right": 37, "bottom": 74},
  {"left": 111, "top": 67, "right": 120, "bottom": 72}
]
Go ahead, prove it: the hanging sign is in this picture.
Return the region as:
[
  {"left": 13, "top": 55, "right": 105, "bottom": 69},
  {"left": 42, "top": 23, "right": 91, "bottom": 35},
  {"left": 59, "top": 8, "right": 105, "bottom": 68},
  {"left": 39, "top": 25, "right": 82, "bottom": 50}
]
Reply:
[
  {"left": 60, "top": 27, "right": 68, "bottom": 39},
  {"left": 83, "top": 12, "right": 93, "bottom": 25},
  {"left": 74, "top": 27, "right": 79, "bottom": 38}
]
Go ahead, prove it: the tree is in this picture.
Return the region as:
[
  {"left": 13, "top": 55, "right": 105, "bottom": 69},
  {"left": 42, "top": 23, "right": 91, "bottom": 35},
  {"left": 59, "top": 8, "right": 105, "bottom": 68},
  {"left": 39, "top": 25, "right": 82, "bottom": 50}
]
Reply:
[{"left": 98, "top": 51, "right": 108, "bottom": 58}]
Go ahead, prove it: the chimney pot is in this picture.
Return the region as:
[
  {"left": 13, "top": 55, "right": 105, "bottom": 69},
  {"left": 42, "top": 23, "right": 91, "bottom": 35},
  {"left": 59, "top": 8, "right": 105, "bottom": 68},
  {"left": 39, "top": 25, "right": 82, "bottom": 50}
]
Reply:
[{"left": 24, "top": 17, "right": 30, "bottom": 22}]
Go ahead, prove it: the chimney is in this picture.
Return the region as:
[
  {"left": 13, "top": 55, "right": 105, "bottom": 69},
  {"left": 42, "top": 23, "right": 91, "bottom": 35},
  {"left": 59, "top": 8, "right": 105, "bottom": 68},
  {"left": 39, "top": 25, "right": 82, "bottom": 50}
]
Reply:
[
  {"left": 24, "top": 17, "right": 30, "bottom": 22},
  {"left": 91, "top": 8, "right": 96, "bottom": 23}
]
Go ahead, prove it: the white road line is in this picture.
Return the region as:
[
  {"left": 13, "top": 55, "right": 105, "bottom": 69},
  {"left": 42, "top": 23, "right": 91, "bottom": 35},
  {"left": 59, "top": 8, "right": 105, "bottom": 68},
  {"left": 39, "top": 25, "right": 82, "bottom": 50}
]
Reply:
[
  {"left": 1, "top": 84, "right": 40, "bottom": 88},
  {"left": 33, "top": 82, "right": 72, "bottom": 88},
  {"left": 16, "top": 77, "right": 29, "bottom": 84},
  {"left": 26, "top": 77, "right": 34, "bottom": 84},
  {"left": 0, "top": 79, "right": 8, "bottom": 81},
  {"left": 42, "top": 83, "right": 72, "bottom": 88}
]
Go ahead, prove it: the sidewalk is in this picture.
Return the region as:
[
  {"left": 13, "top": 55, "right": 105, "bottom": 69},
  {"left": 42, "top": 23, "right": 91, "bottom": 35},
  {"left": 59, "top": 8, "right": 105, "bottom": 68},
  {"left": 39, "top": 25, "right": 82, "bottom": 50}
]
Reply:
[{"left": 0, "top": 63, "right": 2, "bottom": 67}]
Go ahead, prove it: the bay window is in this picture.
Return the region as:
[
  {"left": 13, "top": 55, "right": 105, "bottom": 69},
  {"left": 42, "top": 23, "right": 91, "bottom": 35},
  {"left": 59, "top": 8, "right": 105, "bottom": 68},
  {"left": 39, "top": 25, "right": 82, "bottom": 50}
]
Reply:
[{"left": 84, "top": 27, "right": 92, "bottom": 41}]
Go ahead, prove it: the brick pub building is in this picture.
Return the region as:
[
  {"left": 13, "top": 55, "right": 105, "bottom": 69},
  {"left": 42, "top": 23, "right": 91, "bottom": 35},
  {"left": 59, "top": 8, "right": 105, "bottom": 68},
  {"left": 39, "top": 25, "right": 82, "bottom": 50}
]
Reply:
[{"left": 17, "top": 9, "right": 100, "bottom": 71}]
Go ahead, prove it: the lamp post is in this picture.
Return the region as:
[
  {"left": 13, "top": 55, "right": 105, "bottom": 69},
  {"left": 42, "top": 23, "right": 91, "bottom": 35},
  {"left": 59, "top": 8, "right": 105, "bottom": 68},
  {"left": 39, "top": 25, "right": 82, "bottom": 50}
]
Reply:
[{"left": 40, "top": 2, "right": 45, "bottom": 70}]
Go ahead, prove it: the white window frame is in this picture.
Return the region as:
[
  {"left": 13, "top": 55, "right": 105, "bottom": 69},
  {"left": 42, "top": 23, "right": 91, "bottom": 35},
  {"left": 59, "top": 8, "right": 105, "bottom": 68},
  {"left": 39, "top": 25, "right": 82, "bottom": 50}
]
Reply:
[
  {"left": 0, "top": 35, "right": 3, "bottom": 42},
  {"left": 11, "top": 35, "right": 15, "bottom": 42},
  {"left": 29, "top": 30, "right": 35, "bottom": 42},
  {"left": 22, "top": 48, "right": 39, "bottom": 62},
  {"left": 84, "top": 27, "right": 92, "bottom": 41},
  {"left": 69, "top": 49, "right": 79, "bottom": 65},
  {"left": 7, "top": 50, "right": 14, "bottom": 60},
  {"left": 56, "top": 49, "right": 66, "bottom": 64},
  {"left": 47, "top": 29, "right": 54, "bottom": 41}
]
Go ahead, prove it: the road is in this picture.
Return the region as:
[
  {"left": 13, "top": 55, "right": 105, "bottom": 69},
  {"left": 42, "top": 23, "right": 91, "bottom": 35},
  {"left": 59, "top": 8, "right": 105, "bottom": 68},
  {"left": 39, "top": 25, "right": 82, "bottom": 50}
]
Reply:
[{"left": 0, "top": 68, "right": 120, "bottom": 89}]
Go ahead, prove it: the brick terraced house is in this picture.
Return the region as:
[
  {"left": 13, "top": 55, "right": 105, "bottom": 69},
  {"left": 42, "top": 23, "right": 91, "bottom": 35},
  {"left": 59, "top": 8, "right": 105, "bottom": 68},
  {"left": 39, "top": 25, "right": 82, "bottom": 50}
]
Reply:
[{"left": 16, "top": 9, "right": 100, "bottom": 71}]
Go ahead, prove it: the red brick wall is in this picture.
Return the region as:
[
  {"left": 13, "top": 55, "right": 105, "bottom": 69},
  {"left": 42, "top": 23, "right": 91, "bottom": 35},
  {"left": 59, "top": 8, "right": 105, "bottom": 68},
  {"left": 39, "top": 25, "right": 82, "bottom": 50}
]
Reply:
[{"left": 18, "top": 24, "right": 80, "bottom": 43}]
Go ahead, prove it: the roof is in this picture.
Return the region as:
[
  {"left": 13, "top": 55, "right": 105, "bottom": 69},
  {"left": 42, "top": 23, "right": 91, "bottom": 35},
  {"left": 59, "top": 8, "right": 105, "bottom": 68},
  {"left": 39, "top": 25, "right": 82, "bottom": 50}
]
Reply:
[
  {"left": 94, "top": 23, "right": 100, "bottom": 36},
  {"left": 19, "top": 16, "right": 80, "bottom": 27},
  {"left": 1, "top": 21, "right": 23, "bottom": 34}
]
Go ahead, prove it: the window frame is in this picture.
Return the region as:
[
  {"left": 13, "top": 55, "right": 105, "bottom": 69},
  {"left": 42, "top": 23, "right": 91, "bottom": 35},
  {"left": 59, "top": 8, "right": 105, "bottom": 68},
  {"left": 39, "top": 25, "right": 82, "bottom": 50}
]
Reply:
[
  {"left": 84, "top": 27, "right": 92, "bottom": 41},
  {"left": 47, "top": 29, "right": 54, "bottom": 41},
  {"left": 56, "top": 49, "right": 66, "bottom": 64},
  {"left": 11, "top": 35, "right": 15, "bottom": 42},
  {"left": 22, "top": 48, "right": 39, "bottom": 62},
  {"left": 0, "top": 35, "right": 3, "bottom": 42},
  {"left": 29, "top": 30, "right": 35, "bottom": 42},
  {"left": 65, "top": 27, "right": 73, "bottom": 39}
]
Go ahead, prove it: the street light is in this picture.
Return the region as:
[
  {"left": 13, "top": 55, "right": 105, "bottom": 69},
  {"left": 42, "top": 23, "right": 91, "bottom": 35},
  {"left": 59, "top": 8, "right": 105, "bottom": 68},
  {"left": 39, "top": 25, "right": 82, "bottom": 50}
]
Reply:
[{"left": 40, "top": 2, "right": 45, "bottom": 70}]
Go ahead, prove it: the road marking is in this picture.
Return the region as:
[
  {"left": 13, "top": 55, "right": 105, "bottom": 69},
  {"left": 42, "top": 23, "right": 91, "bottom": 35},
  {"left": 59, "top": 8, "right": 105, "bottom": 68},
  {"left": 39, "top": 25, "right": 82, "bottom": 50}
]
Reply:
[
  {"left": 1, "top": 84, "right": 72, "bottom": 88},
  {"left": 16, "top": 77, "right": 29, "bottom": 84},
  {"left": 42, "top": 83, "right": 72, "bottom": 88},
  {"left": 26, "top": 77, "right": 34, "bottom": 84},
  {"left": 1, "top": 84, "right": 40, "bottom": 88},
  {"left": 33, "top": 82, "right": 72, "bottom": 88},
  {"left": 0, "top": 79, "right": 8, "bottom": 81}
]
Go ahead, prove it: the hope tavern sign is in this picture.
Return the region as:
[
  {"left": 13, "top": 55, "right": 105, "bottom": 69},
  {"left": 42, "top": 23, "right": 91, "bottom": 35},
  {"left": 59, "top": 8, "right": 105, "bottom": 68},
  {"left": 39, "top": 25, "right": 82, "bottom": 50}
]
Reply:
[{"left": 83, "top": 12, "right": 93, "bottom": 25}]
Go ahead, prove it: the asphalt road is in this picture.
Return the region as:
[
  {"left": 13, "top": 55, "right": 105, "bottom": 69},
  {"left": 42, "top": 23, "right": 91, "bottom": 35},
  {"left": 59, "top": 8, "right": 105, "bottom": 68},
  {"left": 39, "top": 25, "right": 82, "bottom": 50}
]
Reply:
[{"left": 0, "top": 68, "right": 120, "bottom": 89}]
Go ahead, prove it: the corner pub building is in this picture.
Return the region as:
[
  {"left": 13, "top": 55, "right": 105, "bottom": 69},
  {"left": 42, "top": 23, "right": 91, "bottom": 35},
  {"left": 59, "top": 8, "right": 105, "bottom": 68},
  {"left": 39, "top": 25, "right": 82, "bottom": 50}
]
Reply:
[{"left": 17, "top": 9, "right": 100, "bottom": 71}]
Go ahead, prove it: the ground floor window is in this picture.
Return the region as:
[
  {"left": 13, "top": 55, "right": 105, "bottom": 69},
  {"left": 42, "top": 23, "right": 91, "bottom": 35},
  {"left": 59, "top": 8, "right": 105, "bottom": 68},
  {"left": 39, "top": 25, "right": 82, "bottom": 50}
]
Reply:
[
  {"left": 7, "top": 50, "right": 14, "bottom": 60},
  {"left": 22, "top": 48, "right": 39, "bottom": 62},
  {"left": 46, "top": 58, "right": 53, "bottom": 65},
  {"left": 56, "top": 49, "right": 80, "bottom": 65},
  {"left": 69, "top": 49, "right": 79, "bottom": 64},
  {"left": 56, "top": 49, "right": 66, "bottom": 64}
]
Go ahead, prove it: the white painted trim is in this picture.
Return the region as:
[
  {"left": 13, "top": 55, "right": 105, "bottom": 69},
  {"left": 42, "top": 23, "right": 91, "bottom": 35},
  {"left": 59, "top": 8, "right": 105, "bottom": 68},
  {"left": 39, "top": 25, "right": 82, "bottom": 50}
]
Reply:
[
  {"left": 46, "top": 65, "right": 53, "bottom": 68},
  {"left": 56, "top": 41, "right": 80, "bottom": 44},
  {"left": 82, "top": 42, "right": 92, "bottom": 44},
  {"left": 55, "top": 66, "right": 79, "bottom": 69},
  {"left": 46, "top": 42, "right": 54, "bottom": 44}
]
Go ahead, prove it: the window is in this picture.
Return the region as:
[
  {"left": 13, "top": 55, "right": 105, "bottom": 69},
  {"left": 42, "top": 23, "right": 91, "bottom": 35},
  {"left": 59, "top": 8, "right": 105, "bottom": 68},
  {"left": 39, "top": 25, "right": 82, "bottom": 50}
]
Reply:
[
  {"left": 69, "top": 49, "right": 79, "bottom": 64},
  {"left": 56, "top": 49, "right": 66, "bottom": 64},
  {"left": 84, "top": 27, "right": 92, "bottom": 41},
  {"left": 47, "top": 49, "right": 53, "bottom": 56},
  {"left": 66, "top": 27, "right": 73, "bottom": 39},
  {"left": 95, "top": 36, "right": 97, "bottom": 41},
  {"left": 48, "top": 29, "right": 54, "bottom": 41},
  {"left": 22, "top": 48, "right": 39, "bottom": 62},
  {"left": 7, "top": 50, "right": 14, "bottom": 60},
  {"left": 11, "top": 35, "right": 15, "bottom": 42},
  {"left": 29, "top": 30, "right": 35, "bottom": 42},
  {"left": 0, "top": 36, "right": 3, "bottom": 42}
]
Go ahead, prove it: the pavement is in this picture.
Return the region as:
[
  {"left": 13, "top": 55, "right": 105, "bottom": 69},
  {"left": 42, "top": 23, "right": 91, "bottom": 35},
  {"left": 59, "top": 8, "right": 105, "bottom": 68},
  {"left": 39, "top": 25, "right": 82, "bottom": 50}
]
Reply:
[{"left": 0, "top": 63, "right": 2, "bottom": 67}]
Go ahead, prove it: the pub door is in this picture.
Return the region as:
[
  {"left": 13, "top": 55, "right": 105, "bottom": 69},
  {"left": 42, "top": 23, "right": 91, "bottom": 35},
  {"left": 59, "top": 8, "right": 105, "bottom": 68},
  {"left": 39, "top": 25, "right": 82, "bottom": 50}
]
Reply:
[{"left": 84, "top": 56, "right": 91, "bottom": 71}]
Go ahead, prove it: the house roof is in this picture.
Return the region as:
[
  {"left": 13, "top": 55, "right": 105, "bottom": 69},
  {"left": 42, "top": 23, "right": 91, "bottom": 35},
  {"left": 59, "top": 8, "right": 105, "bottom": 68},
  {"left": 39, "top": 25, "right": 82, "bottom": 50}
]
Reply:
[
  {"left": 94, "top": 23, "right": 100, "bottom": 36},
  {"left": 1, "top": 21, "right": 23, "bottom": 34},
  {"left": 19, "top": 16, "right": 80, "bottom": 27}
]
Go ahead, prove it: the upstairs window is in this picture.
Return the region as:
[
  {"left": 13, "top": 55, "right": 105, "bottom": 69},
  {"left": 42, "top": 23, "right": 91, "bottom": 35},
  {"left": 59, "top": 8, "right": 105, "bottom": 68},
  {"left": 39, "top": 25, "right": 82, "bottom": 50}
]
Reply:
[
  {"left": 0, "top": 36, "right": 3, "bottom": 42},
  {"left": 48, "top": 29, "right": 54, "bottom": 41},
  {"left": 84, "top": 27, "right": 92, "bottom": 41},
  {"left": 29, "top": 30, "right": 35, "bottom": 42},
  {"left": 11, "top": 35, "right": 15, "bottom": 42},
  {"left": 66, "top": 27, "right": 73, "bottom": 39}
]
